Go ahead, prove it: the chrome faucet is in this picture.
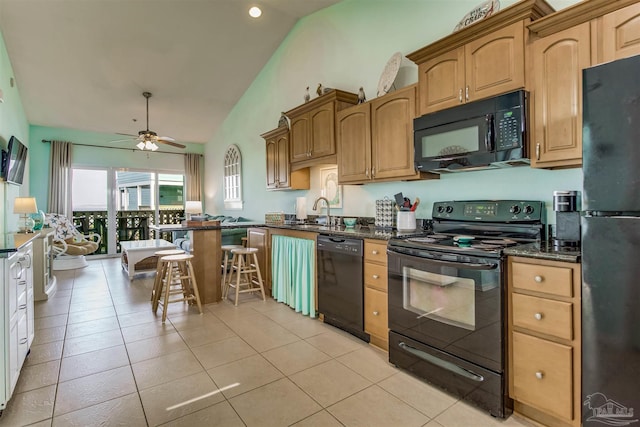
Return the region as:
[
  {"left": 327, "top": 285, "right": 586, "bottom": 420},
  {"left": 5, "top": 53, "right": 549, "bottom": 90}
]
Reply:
[{"left": 312, "top": 197, "right": 331, "bottom": 227}]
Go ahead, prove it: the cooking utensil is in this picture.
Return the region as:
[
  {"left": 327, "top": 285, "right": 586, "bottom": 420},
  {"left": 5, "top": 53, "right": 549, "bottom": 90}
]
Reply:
[
  {"left": 394, "top": 193, "right": 404, "bottom": 207},
  {"left": 411, "top": 197, "right": 420, "bottom": 212}
]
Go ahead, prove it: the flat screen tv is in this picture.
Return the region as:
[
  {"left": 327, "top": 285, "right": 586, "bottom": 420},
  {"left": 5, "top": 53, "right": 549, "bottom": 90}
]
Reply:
[{"left": 2, "top": 136, "right": 28, "bottom": 185}]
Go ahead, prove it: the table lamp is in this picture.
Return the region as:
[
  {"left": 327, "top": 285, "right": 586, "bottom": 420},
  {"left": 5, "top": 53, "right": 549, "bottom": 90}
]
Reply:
[
  {"left": 14, "top": 197, "right": 38, "bottom": 233},
  {"left": 185, "top": 201, "right": 202, "bottom": 220}
]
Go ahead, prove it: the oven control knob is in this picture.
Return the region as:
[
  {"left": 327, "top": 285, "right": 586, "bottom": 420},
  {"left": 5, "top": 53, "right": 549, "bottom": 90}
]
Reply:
[
  {"left": 445, "top": 206, "right": 453, "bottom": 213},
  {"left": 437, "top": 206, "right": 445, "bottom": 213},
  {"left": 509, "top": 205, "right": 521, "bottom": 214},
  {"left": 523, "top": 205, "right": 534, "bottom": 214}
]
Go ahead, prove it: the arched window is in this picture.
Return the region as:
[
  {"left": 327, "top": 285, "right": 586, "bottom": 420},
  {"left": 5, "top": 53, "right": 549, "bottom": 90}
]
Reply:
[{"left": 223, "top": 145, "right": 243, "bottom": 210}]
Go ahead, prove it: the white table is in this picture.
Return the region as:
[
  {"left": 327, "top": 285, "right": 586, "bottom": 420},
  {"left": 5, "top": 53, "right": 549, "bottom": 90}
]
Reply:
[{"left": 120, "top": 239, "right": 176, "bottom": 278}]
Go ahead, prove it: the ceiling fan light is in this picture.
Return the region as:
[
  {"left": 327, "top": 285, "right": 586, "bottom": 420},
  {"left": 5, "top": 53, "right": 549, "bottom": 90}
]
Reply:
[
  {"left": 136, "top": 141, "right": 146, "bottom": 150},
  {"left": 150, "top": 142, "right": 159, "bottom": 151}
]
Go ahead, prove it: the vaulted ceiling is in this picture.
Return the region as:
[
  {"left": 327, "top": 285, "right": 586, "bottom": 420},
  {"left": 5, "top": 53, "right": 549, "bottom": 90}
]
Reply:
[{"left": 0, "top": 0, "right": 341, "bottom": 145}]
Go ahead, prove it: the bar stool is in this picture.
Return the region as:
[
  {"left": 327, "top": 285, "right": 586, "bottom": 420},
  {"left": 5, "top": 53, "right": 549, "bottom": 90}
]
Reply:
[
  {"left": 153, "top": 253, "right": 203, "bottom": 322},
  {"left": 227, "top": 247, "right": 266, "bottom": 306},
  {"left": 151, "top": 249, "right": 185, "bottom": 303},
  {"left": 221, "top": 244, "right": 244, "bottom": 299}
]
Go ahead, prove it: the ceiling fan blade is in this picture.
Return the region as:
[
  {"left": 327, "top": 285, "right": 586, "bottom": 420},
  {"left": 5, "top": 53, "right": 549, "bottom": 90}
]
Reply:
[
  {"left": 116, "top": 132, "right": 137, "bottom": 137},
  {"left": 158, "top": 140, "right": 186, "bottom": 149},
  {"left": 157, "top": 136, "right": 176, "bottom": 142},
  {"left": 109, "top": 138, "right": 136, "bottom": 143}
]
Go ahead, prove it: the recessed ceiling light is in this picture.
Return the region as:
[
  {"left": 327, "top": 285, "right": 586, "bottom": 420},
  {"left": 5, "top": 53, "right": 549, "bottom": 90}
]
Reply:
[{"left": 249, "top": 6, "right": 262, "bottom": 18}]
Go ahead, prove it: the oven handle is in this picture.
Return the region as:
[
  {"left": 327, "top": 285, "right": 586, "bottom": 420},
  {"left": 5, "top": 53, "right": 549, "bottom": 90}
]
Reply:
[
  {"left": 388, "top": 249, "right": 499, "bottom": 270},
  {"left": 398, "top": 342, "right": 485, "bottom": 382}
]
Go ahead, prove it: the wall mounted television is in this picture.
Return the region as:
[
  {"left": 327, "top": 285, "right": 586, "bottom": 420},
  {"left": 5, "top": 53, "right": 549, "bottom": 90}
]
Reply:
[{"left": 2, "top": 136, "right": 28, "bottom": 185}]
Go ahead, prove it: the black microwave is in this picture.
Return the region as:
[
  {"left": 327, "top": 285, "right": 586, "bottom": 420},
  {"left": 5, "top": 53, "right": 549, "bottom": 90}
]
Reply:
[{"left": 414, "top": 90, "right": 529, "bottom": 173}]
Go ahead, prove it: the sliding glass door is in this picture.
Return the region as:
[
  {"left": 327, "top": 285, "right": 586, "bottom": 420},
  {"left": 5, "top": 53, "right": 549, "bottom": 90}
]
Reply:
[{"left": 72, "top": 168, "right": 185, "bottom": 256}]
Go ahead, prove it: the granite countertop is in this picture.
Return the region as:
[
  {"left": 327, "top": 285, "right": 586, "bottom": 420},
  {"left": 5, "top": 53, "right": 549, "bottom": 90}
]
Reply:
[
  {"left": 268, "top": 224, "right": 427, "bottom": 241},
  {"left": 150, "top": 222, "right": 266, "bottom": 232},
  {"left": 504, "top": 241, "right": 581, "bottom": 263},
  {"left": 0, "top": 231, "right": 41, "bottom": 256}
]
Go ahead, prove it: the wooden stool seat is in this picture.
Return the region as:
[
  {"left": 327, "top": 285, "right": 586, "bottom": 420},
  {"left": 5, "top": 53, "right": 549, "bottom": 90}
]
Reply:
[
  {"left": 227, "top": 247, "right": 266, "bottom": 306},
  {"left": 151, "top": 249, "right": 186, "bottom": 301},
  {"left": 152, "top": 253, "right": 203, "bottom": 322}
]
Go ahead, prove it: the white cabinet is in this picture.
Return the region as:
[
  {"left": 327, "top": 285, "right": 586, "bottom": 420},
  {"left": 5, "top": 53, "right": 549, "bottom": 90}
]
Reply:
[
  {"left": 33, "top": 229, "right": 57, "bottom": 301},
  {"left": 1, "top": 242, "right": 34, "bottom": 413}
]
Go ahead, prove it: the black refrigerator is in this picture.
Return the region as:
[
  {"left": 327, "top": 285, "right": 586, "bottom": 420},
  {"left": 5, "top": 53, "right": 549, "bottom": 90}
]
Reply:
[{"left": 582, "top": 54, "right": 640, "bottom": 425}]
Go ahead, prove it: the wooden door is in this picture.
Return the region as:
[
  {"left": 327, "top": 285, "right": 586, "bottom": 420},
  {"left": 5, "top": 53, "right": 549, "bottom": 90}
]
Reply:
[
  {"left": 289, "top": 114, "right": 310, "bottom": 163},
  {"left": 600, "top": 3, "right": 640, "bottom": 63},
  {"left": 466, "top": 21, "right": 525, "bottom": 102},
  {"left": 309, "top": 102, "right": 336, "bottom": 159},
  {"left": 275, "top": 132, "right": 290, "bottom": 188},
  {"left": 336, "top": 103, "right": 371, "bottom": 184},
  {"left": 418, "top": 47, "right": 465, "bottom": 115},
  {"left": 531, "top": 23, "right": 591, "bottom": 168},
  {"left": 265, "top": 139, "right": 278, "bottom": 189},
  {"left": 247, "top": 228, "right": 271, "bottom": 294},
  {"left": 371, "top": 85, "right": 419, "bottom": 180}
]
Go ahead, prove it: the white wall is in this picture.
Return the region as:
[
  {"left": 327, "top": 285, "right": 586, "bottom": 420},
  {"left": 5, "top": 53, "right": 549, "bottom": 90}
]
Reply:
[{"left": 205, "top": 0, "right": 583, "bottom": 223}]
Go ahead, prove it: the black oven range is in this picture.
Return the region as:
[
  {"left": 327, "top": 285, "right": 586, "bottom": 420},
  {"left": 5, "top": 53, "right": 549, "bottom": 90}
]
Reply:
[{"left": 387, "top": 200, "right": 545, "bottom": 418}]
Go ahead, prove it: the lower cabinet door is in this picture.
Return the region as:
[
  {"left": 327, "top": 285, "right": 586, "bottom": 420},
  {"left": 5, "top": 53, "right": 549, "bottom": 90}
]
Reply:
[
  {"left": 364, "top": 287, "right": 388, "bottom": 341},
  {"left": 512, "top": 332, "right": 573, "bottom": 421}
]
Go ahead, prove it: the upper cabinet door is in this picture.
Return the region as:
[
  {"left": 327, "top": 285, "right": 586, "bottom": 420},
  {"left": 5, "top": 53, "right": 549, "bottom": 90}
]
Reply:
[
  {"left": 419, "top": 47, "right": 465, "bottom": 115},
  {"left": 601, "top": 3, "right": 640, "bottom": 63},
  {"left": 372, "top": 85, "right": 418, "bottom": 180},
  {"left": 309, "top": 102, "right": 336, "bottom": 158},
  {"left": 289, "top": 115, "right": 310, "bottom": 163},
  {"left": 466, "top": 21, "right": 525, "bottom": 102},
  {"left": 531, "top": 22, "right": 591, "bottom": 168},
  {"left": 265, "top": 140, "right": 278, "bottom": 189},
  {"left": 275, "top": 133, "right": 290, "bottom": 188},
  {"left": 337, "top": 103, "right": 371, "bottom": 184}
]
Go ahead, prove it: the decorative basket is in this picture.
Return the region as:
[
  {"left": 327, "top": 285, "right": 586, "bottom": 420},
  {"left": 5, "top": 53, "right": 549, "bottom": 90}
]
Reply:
[
  {"left": 265, "top": 212, "right": 286, "bottom": 225},
  {"left": 375, "top": 198, "right": 396, "bottom": 229}
]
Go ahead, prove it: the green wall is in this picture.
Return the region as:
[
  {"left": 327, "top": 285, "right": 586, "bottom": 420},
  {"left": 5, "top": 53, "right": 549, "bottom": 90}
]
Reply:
[
  {"left": 205, "top": 0, "right": 582, "bottom": 223},
  {"left": 0, "top": 27, "right": 30, "bottom": 233},
  {"left": 29, "top": 125, "right": 204, "bottom": 213}
]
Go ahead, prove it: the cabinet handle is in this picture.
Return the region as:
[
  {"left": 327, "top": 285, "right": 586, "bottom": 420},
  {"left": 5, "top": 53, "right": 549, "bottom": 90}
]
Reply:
[
  {"left": 536, "top": 143, "right": 541, "bottom": 161},
  {"left": 365, "top": 168, "right": 369, "bottom": 178},
  {"left": 371, "top": 167, "right": 375, "bottom": 177},
  {"left": 372, "top": 250, "right": 379, "bottom": 255},
  {"left": 373, "top": 311, "right": 379, "bottom": 316},
  {"left": 19, "top": 304, "right": 26, "bottom": 310},
  {"left": 465, "top": 86, "right": 469, "bottom": 101},
  {"left": 373, "top": 274, "right": 379, "bottom": 279},
  {"left": 534, "top": 275, "right": 543, "bottom": 283},
  {"left": 459, "top": 88, "right": 463, "bottom": 103},
  {"left": 19, "top": 338, "right": 27, "bottom": 345},
  {"left": 18, "top": 280, "right": 26, "bottom": 286},
  {"left": 534, "top": 313, "right": 543, "bottom": 320},
  {"left": 535, "top": 371, "right": 544, "bottom": 380}
]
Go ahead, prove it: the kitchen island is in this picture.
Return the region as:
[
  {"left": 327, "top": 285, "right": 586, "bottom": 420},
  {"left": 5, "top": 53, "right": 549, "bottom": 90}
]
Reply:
[{"left": 150, "top": 222, "right": 264, "bottom": 304}]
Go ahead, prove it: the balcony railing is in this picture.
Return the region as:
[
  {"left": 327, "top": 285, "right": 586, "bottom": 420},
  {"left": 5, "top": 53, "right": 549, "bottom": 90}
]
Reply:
[{"left": 72, "top": 209, "right": 184, "bottom": 254}]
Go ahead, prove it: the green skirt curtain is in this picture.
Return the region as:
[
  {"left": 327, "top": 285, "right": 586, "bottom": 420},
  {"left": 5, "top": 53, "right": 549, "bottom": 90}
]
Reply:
[{"left": 271, "top": 235, "right": 316, "bottom": 318}]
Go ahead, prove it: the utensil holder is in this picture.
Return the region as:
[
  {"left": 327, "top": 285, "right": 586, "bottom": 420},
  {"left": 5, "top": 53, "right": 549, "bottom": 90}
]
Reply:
[
  {"left": 397, "top": 211, "right": 416, "bottom": 231},
  {"left": 375, "top": 198, "right": 396, "bottom": 229}
]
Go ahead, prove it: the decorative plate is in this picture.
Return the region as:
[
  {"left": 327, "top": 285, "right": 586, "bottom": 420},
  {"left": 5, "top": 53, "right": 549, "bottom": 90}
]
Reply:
[
  {"left": 453, "top": 0, "right": 500, "bottom": 32},
  {"left": 377, "top": 52, "right": 403, "bottom": 97}
]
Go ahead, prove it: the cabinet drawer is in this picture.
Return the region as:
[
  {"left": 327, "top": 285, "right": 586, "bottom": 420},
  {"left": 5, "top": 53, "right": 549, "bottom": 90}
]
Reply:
[
  {"left": 511, "top": 262, "right": 573, "bottom": 297},
  {"left": 364, "top": 262, "right": 387, "bottom": 292},
  {"left": 512, "top": 332, "right": 573, "bottom": 421},
  {"left": 512, "top": 293, "right": 573, "bottom": 340},
  {"left": 364, "top": 240, "right": 387, "bottom": 265},
  {"left": 364, "top": 287, "right": 388, "bottom": 339}
]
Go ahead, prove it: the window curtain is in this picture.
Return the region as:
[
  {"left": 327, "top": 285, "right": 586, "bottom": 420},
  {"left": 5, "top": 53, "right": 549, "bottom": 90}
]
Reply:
[
  {"left": 271, "top": 235, "right": 316, "bottom": 317},
  {"left": 47, "top": 140, "right": 73, "bottom": 217},
  {"left": 184, "top": 153, "right": 202, "bottom": 201}
]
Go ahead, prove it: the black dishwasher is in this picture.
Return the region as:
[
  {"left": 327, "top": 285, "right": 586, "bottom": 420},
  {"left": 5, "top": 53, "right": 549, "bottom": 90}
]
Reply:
[{"left": 317, "top": 235, "right": 368, "bottom": 342}]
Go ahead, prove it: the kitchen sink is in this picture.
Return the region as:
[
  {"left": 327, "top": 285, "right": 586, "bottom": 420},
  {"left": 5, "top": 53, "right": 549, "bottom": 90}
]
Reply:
[{"left": 295, "top": 224, "right": 331, "bottom": 231}]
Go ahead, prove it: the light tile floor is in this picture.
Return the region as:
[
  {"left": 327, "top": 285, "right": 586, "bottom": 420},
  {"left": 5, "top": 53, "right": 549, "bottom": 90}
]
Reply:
[{"left": 0, "top": 258, "right": 536, "bottom": 427}]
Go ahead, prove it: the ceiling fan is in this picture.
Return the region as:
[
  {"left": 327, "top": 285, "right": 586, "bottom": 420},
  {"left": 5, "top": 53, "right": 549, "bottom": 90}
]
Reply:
[{"left": 111, "top": 92, "right": 186, "bottom": 151}]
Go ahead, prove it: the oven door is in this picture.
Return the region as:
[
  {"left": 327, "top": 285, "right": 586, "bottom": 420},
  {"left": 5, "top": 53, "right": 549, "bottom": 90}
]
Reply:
[
  {"left": 414, "top": 113, "right": 495, "bottom": 172},
  {"left": 388, "top": 248, "right": 504, "bottom": 372}
]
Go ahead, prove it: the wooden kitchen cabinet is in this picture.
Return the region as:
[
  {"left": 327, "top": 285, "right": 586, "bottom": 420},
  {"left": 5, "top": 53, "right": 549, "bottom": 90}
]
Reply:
[
  {"left": 286, "top": 89, "right": 358, "bottom": 168},
  {"left": 416, "top": 22, "right": 525, "bottom": 115},
  {"left": 247, "top": 227, "right": 271, "bottom": 295},
  {"left": 599, "top": 2, "right": 640, "bottom": 63},
  {"left": 364, "top": 239, "right": 388, "bottom": 350},
  {"left": 530, "top": 22, "right": 591, "bottom": 169},
  {"left": 507, "top": 256, "right": 581, "bottom": 427},
  {"left": 407, "top": 0, "right": 555, "bottom": 117},
  {"left": 337, "top": 85, "right": 436, "bottom": 184},
  {"left": 261, "top": 127, "right": 309, "bottom": 191}
]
